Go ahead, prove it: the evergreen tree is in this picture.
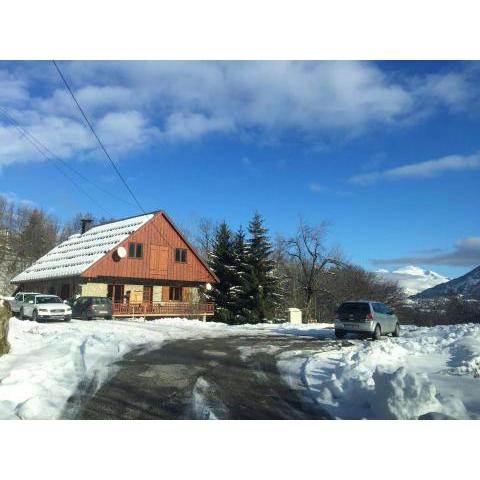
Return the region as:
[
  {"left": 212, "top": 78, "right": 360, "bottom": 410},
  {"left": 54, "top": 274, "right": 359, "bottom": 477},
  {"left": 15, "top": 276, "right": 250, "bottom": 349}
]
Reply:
[
  {"left": 207, "top": 222, "right": 238, "bottom": 324},
  {"left": 242, "top": 213, "right": 281, "bottom": 323},
  {"left": 231, "top": 226, "right": 250, "bottom": 322}
]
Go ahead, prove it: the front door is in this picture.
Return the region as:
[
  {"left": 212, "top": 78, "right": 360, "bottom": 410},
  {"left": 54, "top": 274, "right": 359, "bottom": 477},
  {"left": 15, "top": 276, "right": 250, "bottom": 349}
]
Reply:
[
  {"left": 108, "top": 284, "right": 125, "bottom": 304},
  {"left": 143, "top": 286, "right": 153, "bottom": 303}
]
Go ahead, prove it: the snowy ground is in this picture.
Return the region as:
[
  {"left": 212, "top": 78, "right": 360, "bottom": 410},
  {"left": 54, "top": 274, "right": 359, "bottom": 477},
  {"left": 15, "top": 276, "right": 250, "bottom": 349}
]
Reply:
[
  {"left": 0, "top": 316, "right": 330, "bottom": 420},
  {"left": 1, "top": 316, "right": 479, "bottom": 420},
  {"left": 278, "top": 323, "right": 480, "bottom": 419}
]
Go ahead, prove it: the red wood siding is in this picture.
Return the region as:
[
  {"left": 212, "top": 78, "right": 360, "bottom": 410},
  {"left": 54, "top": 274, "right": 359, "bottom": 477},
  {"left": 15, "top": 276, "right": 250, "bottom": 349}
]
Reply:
[{"left": 82, "top": 212, "right": 216, "bottom": 283}]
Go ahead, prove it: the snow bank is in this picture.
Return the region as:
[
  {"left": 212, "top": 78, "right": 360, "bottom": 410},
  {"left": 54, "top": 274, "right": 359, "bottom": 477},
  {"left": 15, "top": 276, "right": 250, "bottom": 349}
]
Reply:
[
  {"left": 290, "top": 323, "right": 480, "bottom": 419},
  {"left": 0, "top": 316, "right": 329, "bottom": 419},
  {"left": 0, "top": 317, "right": 241, "bottom": 419}
]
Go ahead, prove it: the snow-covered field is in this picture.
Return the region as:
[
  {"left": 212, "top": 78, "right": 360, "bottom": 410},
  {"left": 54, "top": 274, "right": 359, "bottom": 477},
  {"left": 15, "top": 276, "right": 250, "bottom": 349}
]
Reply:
[
  {"left": 0, "top": 316, "right": 329, "bottom": 420},
  {"left": 278, "top": 323, "right": 480, "bottom": 419},
  {"left": 1, "top": 316, "right": 479, "bottom": 420}
]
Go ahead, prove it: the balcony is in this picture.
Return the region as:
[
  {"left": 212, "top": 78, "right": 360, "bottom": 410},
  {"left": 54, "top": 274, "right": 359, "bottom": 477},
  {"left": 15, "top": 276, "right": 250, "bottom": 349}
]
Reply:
[{"left": 112, "top": 302, "right": 215, "bottom": 318}]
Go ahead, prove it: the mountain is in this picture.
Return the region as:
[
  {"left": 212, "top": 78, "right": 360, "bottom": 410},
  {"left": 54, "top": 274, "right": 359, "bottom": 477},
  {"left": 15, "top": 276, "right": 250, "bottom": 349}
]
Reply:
[
  {"left": 415, "top": 265, "right": 480, "bottom": 299},
  {"left": 376, "top": 265, "right": 449, "bottom": 297}
]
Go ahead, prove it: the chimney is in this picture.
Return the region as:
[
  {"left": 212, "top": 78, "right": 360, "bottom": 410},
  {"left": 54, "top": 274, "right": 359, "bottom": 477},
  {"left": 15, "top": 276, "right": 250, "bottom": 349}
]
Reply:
[{"left": 81, "top": 218, "right": 93, "bottom": 234}]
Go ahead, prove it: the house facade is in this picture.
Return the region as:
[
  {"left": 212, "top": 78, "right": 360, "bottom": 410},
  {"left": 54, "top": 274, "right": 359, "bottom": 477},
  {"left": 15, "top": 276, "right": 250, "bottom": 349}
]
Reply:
[{"left": 11, "top": 211, "right": 217, "bottom": 319}]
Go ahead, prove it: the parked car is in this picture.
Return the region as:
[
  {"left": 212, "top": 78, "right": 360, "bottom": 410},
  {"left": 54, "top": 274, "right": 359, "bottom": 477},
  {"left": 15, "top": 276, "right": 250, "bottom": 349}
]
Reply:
[
  {"left": 20, "top": 294, "right": 72, "bottom": 322},
  {"left": 69, "top": 296, "right": 112, "bottom": 320},
  {"left": 334, "top": 300, "right": 400, "bottom": 340},
  {"left": 9, "top": 292, "right": 40, "bottom": 315}
]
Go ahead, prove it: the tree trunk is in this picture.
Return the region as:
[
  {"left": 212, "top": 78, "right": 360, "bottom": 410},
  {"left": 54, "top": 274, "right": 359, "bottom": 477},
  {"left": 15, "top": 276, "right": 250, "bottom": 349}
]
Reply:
[{"left": 0, "top": 300, "right": 11, "bottom": 356}]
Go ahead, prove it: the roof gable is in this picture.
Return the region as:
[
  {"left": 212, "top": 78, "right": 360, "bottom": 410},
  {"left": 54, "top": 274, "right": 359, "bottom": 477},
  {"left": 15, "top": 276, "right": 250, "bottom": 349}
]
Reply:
[
  {"left": 11, "top": 213, "right": 154, "bottom": 283},
  {"left": 82, "top": 211, "right": 218, "bottom": 284}
]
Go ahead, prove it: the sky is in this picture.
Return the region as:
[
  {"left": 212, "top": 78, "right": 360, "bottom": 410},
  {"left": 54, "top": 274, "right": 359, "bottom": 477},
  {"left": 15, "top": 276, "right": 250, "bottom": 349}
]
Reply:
[{"left": 0, "top": 60, "right": 479, "bottom": 288}]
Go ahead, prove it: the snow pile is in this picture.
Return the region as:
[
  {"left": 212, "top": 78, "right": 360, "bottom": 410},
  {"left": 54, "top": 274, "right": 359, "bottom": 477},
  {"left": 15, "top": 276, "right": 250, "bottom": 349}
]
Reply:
[
  {"left": 294, "top": 323, "right": 480, "bottom": 419},
  {"left": 0, "top": 317, "right": 243, "bottom": 419},
  {"left": 0, "top": 316, "right": 331, "bottom": 419}
]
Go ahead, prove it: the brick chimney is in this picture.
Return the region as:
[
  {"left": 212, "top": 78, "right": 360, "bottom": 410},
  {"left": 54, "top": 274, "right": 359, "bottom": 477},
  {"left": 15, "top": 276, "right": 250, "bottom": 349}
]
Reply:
[{"left": 81, "top": 218, "right": 93, "bottom": 234}]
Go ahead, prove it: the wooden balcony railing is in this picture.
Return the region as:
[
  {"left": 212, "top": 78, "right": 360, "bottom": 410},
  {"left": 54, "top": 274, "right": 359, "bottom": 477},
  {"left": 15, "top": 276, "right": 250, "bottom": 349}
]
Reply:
[{"left": 112, "top": 302, "right": 215, "bottom": 317}]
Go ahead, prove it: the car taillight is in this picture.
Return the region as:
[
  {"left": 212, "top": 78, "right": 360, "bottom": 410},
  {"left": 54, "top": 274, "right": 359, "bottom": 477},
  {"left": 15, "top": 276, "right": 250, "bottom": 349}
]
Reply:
[{"left": 366, "top": 313, "right": 373, "bottom": 321}]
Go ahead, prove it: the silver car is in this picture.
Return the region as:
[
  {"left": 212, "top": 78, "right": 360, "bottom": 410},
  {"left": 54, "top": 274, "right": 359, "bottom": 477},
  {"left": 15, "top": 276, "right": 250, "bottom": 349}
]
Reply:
[
  {"left": 9, "top": 291, "right": 40, "bottom": 315},
  {"left": 334, "top": 300, "right": 400, "bottom": 340},
  {"left": 20, "top": 294, "right": 72, "bottom": 322}
]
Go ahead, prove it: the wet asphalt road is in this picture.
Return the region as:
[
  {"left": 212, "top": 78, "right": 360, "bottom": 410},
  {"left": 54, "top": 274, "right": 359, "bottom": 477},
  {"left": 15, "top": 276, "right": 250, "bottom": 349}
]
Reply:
[{"left": 67, "top": 334, "right": 351, "bottom": 420}]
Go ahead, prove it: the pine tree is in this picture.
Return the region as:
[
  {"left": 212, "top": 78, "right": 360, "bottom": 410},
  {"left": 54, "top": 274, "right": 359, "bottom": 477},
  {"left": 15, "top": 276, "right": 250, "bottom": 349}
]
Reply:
[
  {"left": 207, "top": 222, "right": 238, "bottom": 324},
  {"left": 231, "top": 226, "right": 250, "bottom": 322},
  {"left": 242, "top": 213, "right": 281, "bottom": 323}
]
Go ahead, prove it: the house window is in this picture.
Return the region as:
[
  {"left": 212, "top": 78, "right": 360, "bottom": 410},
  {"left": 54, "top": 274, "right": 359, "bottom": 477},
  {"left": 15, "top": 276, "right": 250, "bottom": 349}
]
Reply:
[
  {"left": 169, "top": 287, "right": 183, "bottom": 301},
  {"left": 129, "top": 242, "right": 143, "bottom": 258},
  {"left": 175, "top": 248, "right": 187, "bottom": 263}
]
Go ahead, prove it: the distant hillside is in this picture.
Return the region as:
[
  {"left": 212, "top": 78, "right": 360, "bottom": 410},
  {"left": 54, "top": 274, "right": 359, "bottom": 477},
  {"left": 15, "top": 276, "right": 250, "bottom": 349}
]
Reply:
[{"left": 415, "top": 265, "right": 480, "bottom": 299}]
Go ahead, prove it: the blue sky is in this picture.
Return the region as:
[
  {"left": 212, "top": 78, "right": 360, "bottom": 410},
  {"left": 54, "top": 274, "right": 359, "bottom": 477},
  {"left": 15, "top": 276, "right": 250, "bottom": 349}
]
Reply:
[{"left": 0, "top": 61, "right": 479, "bottom": 282}]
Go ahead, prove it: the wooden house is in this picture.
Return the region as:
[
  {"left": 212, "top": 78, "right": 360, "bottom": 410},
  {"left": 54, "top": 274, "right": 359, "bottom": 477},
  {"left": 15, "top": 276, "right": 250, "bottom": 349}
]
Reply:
[{"left": 11, "top": 211, "right": 217, "bottom": 319}]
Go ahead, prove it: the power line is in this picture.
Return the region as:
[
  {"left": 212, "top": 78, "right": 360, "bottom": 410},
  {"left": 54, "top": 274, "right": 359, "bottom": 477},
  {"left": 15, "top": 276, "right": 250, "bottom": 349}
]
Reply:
[
  {"left": 0, "top": 106, "right": 136, "bottom": 210},
  {"left": 0, "top": 107, "right": 111, "bottom": 216},
  {"left": 52, "top": 60, "right": 146, "bottom": 214},
  {"left": 51, "top": 60, "right": 178, "bottom": 251}
]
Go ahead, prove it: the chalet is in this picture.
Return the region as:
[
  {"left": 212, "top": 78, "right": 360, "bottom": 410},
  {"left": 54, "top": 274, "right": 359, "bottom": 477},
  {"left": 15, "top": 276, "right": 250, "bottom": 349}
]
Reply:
[{"left": 11, "top": 211, "right": 217, "bottom": 319}]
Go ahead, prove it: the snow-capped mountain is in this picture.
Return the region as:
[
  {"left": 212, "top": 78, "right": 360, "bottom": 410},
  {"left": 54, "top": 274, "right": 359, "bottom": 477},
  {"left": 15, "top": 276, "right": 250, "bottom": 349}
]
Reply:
[
  {"left": 415, "top": 265, "right": 480, "bottom": 299},
  {"left": 376, "top": 265, "right": 449, "bottom": 297}
]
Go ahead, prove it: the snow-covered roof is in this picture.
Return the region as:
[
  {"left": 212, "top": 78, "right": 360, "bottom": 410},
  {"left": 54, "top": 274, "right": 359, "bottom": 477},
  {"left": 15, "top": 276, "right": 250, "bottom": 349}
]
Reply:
[{"left": 12, "top": 213, "right": 154, "bottom": 283}]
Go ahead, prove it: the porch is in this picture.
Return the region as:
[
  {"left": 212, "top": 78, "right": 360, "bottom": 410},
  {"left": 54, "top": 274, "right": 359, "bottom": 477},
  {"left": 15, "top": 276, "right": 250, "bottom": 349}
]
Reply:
[{"left": 112, "top": 301, "right": 215, "bottom": 318}]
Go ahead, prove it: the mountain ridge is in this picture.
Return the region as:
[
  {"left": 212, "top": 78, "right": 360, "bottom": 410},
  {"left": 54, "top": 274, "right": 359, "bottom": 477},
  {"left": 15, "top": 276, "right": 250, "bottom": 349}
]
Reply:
[{"left": 415, "top": 265, "right": 480, "bottom": 299}]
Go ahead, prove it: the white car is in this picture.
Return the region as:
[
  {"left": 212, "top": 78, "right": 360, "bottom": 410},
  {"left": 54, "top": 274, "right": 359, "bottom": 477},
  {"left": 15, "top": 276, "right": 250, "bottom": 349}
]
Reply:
[
  {"left": 9, "top": 291, "right": 40, "bottom": 314},
  {"left": 20, "top": 294, "right": 72, "bottom": 322},
  {"left": 334, "top": 300, "right": 400, "bottom": 340}
]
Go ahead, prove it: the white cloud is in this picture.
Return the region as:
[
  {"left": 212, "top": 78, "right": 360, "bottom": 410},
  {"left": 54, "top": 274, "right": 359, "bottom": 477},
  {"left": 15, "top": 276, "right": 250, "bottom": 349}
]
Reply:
[
  {"left": 350, "top": 151, "right": 480, "bottom": 185},
  {"left": 0, "top": 115, "right": 94, "bottom": 167},
  {"left": 162, "top": 112, "right": 234, "bottom": 141},
  {"left": 376, "top": 265, "right": 449, "bottom": 296},
  {"left": 372, "top": 237, "right": 480, "bottom": 267},
  {"left": 1, "top": 61, "right": 480, "bottom": 168},
  {"left": 96, "top": 110, "right": 159, "bottom": 153}
]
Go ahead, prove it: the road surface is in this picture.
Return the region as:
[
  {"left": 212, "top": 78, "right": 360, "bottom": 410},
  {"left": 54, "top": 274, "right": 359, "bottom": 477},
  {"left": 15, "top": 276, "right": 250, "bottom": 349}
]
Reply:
[{"left": 68, "top": 334, "right": 351, "bottom": 420}]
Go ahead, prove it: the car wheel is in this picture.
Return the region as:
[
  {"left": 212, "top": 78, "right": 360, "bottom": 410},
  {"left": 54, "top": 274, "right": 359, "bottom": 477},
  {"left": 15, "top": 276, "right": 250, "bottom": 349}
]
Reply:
[
  {"left": 335, "top": 329, "right": 346, "bottom": 339},
  {"left": 64, "top": 316, "right": 71, "bottom": 322},
  {"left": 32, "top": 310, "right": 40, "bottom": 323},
  {"left": 19, "top": 308, "right": 24, "bottom": 320},
  {"left": 105, "top": 315, "right": 112, "bottom": 320},
  {"left": 372, "top": 324, "right": 381, "bottom": 340},
  {"left": 393, "top": 322, "right": 400, "bottom": 337}
]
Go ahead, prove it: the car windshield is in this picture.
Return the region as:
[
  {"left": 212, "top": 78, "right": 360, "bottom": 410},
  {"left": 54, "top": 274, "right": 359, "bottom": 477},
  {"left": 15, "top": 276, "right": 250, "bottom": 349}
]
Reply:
[
  {"left": 36, "top": 296, "right": 62, "bottom": 304},
  {"left": 337, "top": 302, "right": 370, "bottom": 316}
]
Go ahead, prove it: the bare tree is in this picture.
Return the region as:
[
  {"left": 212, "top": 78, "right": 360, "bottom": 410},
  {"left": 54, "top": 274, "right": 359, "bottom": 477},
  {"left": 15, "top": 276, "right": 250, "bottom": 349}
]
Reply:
[
  {"left": 194, "top": 217, "right": 218, "bottom": 261},
  {"left": 285, "top": 219, "right": 345, "bottom": 321}
]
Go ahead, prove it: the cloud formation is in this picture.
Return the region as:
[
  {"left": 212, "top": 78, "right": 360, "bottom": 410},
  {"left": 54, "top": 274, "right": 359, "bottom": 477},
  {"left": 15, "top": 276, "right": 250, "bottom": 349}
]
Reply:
[
  {"left": 371, "top": 237, "right": 480, "bottom": 267},
  {"left": 1, "top": 61, "right": 479, "bottom": 167},
  {"left": 350, "top": 151, "right": 480, "bottom": 185}
]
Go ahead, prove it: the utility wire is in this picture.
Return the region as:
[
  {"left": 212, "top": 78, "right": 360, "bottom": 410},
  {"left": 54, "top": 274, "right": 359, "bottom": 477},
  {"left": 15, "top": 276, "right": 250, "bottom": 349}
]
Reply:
[
  {"left": 51, "top": 60, "right": 178, "bottom": 252},
  {"left": 0, "top": 108, "right": 111, "bottom": 216},
  {"left": 0, "top": 106, "right": 136, "bottom": 210},
  {"left": 52, "top": 60, "right": 146, "bottom": 214}
]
